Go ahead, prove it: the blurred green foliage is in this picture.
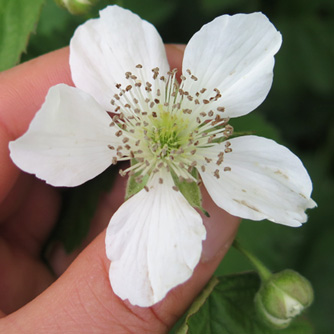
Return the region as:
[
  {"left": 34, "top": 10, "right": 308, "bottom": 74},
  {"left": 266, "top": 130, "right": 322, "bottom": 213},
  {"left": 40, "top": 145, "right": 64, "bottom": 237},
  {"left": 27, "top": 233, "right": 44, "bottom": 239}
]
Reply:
[
  {"left": 0, "top": 0, "right": 44, "bottom": 70},
  {"left": 1, "top": 0, "right": 333, "bottom": 332}
]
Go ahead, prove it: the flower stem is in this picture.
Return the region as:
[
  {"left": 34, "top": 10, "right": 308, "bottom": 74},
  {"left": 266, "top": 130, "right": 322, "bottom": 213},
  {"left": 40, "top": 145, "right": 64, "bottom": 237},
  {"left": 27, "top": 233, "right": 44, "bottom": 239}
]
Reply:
[{"left": 233, "top": 240, "right": 272, "bottom": 281}]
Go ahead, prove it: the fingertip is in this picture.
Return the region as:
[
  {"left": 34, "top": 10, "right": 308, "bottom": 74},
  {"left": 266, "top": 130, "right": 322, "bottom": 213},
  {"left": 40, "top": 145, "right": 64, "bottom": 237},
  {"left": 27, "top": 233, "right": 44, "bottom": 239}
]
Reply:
[{"left": 165, "top": 44, "right": 186, "bottom": 72}]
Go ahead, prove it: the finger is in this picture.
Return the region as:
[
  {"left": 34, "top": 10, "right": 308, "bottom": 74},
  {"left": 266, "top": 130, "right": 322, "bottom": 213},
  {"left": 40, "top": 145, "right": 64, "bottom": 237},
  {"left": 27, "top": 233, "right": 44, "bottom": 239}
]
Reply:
[
  {"left": 0, "top": 203, "right": 239, "bottom": 333},
  {"left": 0, "top": 44, "right": 187, "bottom": 316},
  {"left": 0, "top": 178, "right": 60, "bottom": 314}
]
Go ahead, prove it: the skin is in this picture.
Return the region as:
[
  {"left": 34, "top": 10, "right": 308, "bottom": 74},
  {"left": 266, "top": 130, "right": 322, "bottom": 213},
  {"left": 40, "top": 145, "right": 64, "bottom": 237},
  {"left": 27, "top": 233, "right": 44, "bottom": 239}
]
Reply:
[{"left": 0, "top": 45, "right": 240, "bottom": 333}]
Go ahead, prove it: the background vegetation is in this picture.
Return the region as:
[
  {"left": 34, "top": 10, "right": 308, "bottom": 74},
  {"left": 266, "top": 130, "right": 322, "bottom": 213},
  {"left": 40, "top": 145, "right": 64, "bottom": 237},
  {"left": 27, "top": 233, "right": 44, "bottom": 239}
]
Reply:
[{"left": 1, "top": 0, "right": 333, "bottom": 332}]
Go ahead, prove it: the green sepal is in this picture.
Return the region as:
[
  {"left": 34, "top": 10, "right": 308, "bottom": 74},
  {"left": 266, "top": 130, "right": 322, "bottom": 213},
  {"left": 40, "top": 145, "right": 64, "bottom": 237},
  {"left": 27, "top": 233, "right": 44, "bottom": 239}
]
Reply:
[
  {"left": 125, "top": 159, "right": 149, "bottom": 200},
  {"left": 172, "top": 168, "right": 209, "bottom": 216}
]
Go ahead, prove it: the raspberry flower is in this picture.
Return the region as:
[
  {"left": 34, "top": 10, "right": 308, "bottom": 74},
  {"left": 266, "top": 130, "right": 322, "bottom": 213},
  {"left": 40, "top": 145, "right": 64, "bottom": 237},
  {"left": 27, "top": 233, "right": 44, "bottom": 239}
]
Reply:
[{"left": 9, "top": 6, "right": 316, "bottom": 307}]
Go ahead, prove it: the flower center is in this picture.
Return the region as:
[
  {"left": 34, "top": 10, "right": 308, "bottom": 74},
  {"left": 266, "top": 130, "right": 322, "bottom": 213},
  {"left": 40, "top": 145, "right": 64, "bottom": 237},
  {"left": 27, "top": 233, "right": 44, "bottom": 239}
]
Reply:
[
  {"left": 108, "top": 66, "right": 233, "bottom": 186},
  {"left": 149, "top": 107, "right": 190, "bottom": 156}
]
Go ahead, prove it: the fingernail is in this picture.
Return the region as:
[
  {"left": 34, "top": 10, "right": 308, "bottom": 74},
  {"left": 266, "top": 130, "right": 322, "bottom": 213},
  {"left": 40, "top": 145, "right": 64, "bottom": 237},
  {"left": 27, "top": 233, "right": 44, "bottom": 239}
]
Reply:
[{"left": 170, "top": 43, "right": 186, "bottom": 52}]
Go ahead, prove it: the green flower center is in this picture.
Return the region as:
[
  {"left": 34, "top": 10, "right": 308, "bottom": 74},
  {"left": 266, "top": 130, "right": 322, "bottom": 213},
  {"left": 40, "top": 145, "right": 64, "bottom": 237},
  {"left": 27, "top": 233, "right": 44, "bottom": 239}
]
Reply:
[{"left": 148, "top": 106, "right": 191, "bottom": 158}]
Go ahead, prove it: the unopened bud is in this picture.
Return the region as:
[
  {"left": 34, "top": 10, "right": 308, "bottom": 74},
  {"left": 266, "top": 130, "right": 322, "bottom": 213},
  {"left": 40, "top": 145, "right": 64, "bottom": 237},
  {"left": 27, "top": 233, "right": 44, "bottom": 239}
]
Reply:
[
  {"left": 255, "top": 269, "right": 314, "bottom": 329},
  {"left": 55, "top": 0, "right": 98, "bottom": 15}
]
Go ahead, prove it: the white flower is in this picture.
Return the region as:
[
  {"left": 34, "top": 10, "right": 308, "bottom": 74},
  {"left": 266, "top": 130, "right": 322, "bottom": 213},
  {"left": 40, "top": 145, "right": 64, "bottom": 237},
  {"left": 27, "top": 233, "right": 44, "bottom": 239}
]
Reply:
[{"left": 9, "top": 6, "right": 316, "bottom": 307}]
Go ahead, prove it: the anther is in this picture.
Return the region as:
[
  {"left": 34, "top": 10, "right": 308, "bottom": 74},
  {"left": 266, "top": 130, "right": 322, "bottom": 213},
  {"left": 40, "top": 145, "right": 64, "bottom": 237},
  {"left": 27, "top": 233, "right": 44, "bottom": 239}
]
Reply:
[
  {"left": 136, "top": 176, "right": 143, "bottom": 183},
  {"left": 119, "top": 169, "right": 126, "bottom": 177}
]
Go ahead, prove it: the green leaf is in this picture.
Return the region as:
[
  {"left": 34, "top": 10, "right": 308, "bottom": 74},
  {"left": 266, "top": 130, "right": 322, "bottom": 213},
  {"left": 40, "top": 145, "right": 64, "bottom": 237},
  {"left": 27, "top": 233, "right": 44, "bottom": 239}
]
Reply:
[
  {"left": 0, "top": 0, "right": 45, "bottom": 71},
  {"left": 176, "top": 272, "right": 313, "bottom": 334},
  {"left": 49, "top": 166, "right": 117, "bottom": 253}
]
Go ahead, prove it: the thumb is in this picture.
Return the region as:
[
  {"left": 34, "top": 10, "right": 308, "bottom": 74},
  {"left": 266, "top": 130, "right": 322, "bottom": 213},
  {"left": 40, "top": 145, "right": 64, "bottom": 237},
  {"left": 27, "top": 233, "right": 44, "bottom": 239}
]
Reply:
[{"left": 0, "top": 191, "right": 239, "bottom": 333}]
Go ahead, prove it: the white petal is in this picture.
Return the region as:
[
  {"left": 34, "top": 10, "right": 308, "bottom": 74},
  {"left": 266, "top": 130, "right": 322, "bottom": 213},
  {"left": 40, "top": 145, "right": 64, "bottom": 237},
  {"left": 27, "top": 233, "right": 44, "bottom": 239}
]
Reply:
[
  {"left": 182, "top": 13, "right": 282, "bottom": 118},
  {"left": 199, "top": 136, "right": 316, "bottom": 226},
  {"left": 70, "top": 5, "right": 169, "bottom": 111},
  {"left": 9, "top": 84, "right": 120, "bottom": 187},
  {"left": 105, "top": 173, "right": 206, "bottom": 307}
]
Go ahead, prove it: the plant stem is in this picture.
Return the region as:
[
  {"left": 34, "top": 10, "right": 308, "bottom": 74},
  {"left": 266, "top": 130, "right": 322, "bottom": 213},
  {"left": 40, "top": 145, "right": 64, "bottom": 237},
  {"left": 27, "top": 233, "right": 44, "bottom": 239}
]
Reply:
[{"left": 233, "top": 240, "right": 272, "bottom": 281}]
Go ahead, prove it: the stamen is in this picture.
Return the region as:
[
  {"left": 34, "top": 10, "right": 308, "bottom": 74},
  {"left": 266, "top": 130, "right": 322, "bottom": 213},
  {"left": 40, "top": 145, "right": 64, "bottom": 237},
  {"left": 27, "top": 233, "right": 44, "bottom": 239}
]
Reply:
[{"left": 109, "top": 66, "right": 234, "bottom": 190}]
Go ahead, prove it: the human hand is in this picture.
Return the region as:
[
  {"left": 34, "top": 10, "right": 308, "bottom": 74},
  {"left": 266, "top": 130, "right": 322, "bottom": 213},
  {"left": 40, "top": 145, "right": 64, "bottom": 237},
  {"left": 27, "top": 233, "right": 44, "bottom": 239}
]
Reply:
[{"left": 0, "top": 45, "right": 239, "bottom": 333}]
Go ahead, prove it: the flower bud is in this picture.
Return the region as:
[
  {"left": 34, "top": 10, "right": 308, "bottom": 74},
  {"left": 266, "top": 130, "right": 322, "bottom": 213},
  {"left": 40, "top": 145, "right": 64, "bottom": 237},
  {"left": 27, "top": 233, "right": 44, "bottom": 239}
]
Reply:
[
  {"left": 55, "top": 0, "right": 98, "bottom": 15},
  {"left": 255, "top": 269, "right": 314, "bottom": 329}
]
